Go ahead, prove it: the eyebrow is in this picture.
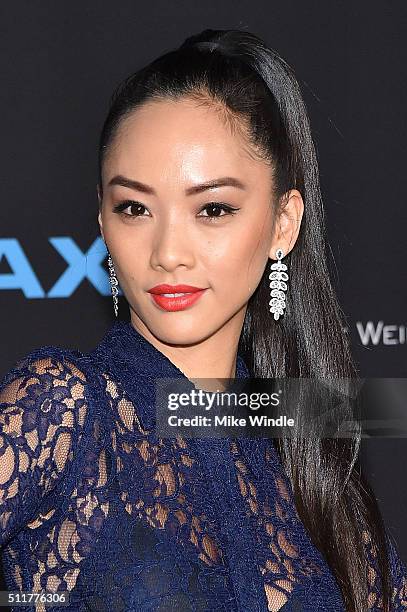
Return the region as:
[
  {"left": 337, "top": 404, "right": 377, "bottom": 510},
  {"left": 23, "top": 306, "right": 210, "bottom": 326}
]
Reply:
[{"left": 107, "top": 175, "right": 247, "bottom": 195}]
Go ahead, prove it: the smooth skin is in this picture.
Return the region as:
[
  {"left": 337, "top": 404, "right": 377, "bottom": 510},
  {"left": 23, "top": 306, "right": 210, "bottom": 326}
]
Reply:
[{"left": 97, "top": 97, "right": 304, "bottom": 388}]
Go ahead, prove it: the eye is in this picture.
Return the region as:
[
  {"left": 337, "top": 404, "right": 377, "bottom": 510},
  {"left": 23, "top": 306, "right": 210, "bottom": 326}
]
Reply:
[
  {"left": 113, "top": 200, "right": 149, "bottom": 218},
  {"left": 197, "top": 202, "right": 239, "bottom": 222},
  {"left": 112, "top": 200, "right": 240, "bottom": 222}
]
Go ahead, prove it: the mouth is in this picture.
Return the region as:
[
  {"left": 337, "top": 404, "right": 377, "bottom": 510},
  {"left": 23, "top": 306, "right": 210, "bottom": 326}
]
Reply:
[{"left": 147, "top": 284, "right": 208, "bottom": 312}]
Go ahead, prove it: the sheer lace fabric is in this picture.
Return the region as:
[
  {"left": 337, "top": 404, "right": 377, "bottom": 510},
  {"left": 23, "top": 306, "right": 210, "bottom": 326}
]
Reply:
[{"left": 0, "top": 321, "right": 405, "bottom": 612}]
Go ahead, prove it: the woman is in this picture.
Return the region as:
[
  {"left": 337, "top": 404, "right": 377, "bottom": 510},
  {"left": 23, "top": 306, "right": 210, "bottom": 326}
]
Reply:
[{"left": 0, "top": 28, "right": 406, "bottom": 612}]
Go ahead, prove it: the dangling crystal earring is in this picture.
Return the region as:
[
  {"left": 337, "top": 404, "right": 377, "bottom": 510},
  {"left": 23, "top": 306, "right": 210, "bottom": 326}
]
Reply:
[
  {"left": 107, "top": 253, "right": 119, "bottom": 317},
  {"left": 269, "top": 248, "right": 288, "bottom": 321}
]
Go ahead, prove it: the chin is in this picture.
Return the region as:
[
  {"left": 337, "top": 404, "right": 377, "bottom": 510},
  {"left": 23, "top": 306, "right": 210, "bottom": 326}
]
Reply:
[{"left": 145, "top": 314, "right": 222, "bottom": 347}]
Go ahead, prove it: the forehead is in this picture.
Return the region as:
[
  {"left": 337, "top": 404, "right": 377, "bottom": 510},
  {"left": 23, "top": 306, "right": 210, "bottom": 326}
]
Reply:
[{"left": 103, "top": 98, "right": 272, "bottom": 189}]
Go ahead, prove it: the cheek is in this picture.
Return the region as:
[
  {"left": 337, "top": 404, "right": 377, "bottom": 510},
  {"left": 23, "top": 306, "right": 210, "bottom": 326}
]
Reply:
[{"left": 204, "top": 229, "right": 268, "bottom": 297}]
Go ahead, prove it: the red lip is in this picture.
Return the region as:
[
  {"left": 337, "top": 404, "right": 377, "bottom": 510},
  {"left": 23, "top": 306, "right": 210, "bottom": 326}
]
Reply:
[
  {"left": 147, "top": 285, "right": 208, "bottom": 312},
  {"left": 147, "top": 284, "right": 205, "bottom": 294}
]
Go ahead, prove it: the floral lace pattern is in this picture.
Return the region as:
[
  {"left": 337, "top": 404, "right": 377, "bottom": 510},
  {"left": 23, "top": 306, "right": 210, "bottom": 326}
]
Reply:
[{"left": 0, "top": 321, "right": 406, "bottom": 612}]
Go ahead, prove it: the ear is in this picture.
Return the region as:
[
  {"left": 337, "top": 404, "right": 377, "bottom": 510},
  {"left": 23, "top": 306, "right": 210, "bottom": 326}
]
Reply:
[
  {"left": 268, "top": 189, "right": 304, "bottom": 259},
  {"left": 96, "top": 184, "right": 105, "bottom": 242}
]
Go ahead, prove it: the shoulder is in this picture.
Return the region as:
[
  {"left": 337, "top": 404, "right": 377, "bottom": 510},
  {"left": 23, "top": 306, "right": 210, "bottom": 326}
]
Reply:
[
  {"left": 1, "top": 344, "right": 84, "bottom": 384},
  {"left": 0, "top": 344, "right": 99, "bottom": 443},
  {"left": 0, "top": 343, "right": 103, "bottom": 400}
]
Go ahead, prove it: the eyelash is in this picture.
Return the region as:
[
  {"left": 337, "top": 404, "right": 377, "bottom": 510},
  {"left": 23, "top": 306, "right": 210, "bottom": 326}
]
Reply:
[{"left": 112, "top": 200, "right": 239, "bottom": 223}]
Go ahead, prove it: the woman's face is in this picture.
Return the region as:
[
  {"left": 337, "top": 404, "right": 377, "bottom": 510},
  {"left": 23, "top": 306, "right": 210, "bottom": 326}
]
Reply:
[{"left": 98, "top": 97, "right": 301, "bottom": 346}]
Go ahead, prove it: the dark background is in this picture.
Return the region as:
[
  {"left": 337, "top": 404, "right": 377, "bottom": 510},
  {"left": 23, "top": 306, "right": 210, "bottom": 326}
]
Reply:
[{"left": 0, "top": 0, "right": 406, "bottom": 592}]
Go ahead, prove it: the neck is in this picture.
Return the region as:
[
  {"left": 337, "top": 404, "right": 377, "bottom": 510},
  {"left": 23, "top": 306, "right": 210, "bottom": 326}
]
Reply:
[{"left": 129, "top": 310, "right": 245, "bottom": 391}]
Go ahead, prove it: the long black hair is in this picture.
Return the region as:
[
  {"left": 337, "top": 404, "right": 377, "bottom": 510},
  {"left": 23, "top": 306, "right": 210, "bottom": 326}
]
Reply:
[{"left": 97, "top": 29, "right": 393, "bottom": 611}]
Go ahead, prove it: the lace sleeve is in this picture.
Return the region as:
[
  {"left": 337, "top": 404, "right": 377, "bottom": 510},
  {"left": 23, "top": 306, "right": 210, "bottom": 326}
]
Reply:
[
  {"left": 0, "top": 352, "right": 89, "bottom": 547},
  {"left": 387, "top": 533, "right": 407, "bottom": 609},
  {"left": 363, "top": 528, "right": 407, "bottom": 609}
]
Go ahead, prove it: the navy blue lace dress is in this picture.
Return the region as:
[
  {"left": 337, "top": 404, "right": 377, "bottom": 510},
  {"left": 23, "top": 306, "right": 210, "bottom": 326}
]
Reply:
[{"left": 0, "top": 321, "right": 406, "bottom": 611}]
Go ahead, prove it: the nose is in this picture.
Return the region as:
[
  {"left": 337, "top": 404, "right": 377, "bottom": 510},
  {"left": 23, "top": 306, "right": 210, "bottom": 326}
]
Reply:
[{"left": 150, "top": 216, "right": 195, "bottom": 272}]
